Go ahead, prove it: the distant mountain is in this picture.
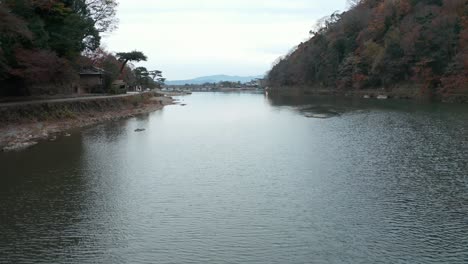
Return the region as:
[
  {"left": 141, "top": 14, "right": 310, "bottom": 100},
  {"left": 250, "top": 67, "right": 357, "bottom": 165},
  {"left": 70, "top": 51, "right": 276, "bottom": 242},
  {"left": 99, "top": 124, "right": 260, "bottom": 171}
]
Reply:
[{"left": 166, "top": 75, "right": 264, "bottom": 85}]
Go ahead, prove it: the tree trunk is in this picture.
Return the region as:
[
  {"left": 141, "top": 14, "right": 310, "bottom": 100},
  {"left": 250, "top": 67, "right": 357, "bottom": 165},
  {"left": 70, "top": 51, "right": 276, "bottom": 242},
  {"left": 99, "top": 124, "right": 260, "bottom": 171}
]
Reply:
[{"left": 118, "top": 59, "right": 129, "bottom": 80}]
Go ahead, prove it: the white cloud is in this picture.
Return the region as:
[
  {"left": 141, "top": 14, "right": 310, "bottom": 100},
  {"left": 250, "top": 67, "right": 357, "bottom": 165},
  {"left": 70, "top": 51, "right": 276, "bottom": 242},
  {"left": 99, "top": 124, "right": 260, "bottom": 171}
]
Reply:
[{"left": 102, "top": 0, "right": 346, "bottom": 80}]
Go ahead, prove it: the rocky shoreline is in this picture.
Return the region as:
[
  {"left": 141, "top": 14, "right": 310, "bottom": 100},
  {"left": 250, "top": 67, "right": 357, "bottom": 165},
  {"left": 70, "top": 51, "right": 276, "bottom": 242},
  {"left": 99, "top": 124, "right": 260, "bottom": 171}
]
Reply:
[
  {"left": 267, "top": 86, "right": 468, "bottom": 103},
  {"left": 0, "top": 93, "right": 177, "bottom": 152}
]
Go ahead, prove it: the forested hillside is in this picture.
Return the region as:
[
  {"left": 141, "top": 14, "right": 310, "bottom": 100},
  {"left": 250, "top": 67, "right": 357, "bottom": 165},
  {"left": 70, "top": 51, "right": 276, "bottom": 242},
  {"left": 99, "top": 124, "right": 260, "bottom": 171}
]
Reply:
[
  {"left": 0, "top": 0, "right": 164, "bottom": 96},
  {"left": 0, "top": 0, "right": 120, "bottom": 95},
  {"left": 268, "top": 0, "right": 467, "bottom": 99}
]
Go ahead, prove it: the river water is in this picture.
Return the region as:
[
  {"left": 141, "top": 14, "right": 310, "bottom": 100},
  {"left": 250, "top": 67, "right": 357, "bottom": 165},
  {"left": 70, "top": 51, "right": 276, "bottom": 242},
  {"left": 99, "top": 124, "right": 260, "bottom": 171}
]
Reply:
[{"left": 1, "top": 92, "right": 467, "bottom": 263}]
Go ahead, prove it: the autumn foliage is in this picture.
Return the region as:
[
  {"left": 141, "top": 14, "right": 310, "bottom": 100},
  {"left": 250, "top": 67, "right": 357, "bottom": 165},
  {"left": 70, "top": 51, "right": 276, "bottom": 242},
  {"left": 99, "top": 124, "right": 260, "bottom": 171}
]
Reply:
[
  {"left": 0, "top": 0, "right": 117, "bottom": 96},
  {"left": 268, "top": 0, "right": 467, "bottom": 99}
]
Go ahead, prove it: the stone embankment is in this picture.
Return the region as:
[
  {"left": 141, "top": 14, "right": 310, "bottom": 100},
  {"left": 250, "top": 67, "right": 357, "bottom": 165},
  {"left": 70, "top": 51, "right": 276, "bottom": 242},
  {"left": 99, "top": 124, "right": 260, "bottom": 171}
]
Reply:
[{"left": 0, "top": 92, "right": 175, "bottom": 151}]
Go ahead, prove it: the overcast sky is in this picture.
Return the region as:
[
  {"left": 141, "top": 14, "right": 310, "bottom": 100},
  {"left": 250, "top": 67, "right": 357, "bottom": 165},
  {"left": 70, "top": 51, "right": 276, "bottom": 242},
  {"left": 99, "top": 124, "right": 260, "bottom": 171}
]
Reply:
[{"left": 102, "top": 0, "right": 347, "bottom": 80}]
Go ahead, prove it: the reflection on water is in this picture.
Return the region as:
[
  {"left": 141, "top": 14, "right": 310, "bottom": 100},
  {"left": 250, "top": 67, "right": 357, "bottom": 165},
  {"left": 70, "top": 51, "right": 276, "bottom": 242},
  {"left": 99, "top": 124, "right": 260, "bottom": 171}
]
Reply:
[
  {"left": 267, "top": 93, "right": 468, "bottom": 119},
  {"left": 1, "top": 92, "right": 467, "bottom": 263}
]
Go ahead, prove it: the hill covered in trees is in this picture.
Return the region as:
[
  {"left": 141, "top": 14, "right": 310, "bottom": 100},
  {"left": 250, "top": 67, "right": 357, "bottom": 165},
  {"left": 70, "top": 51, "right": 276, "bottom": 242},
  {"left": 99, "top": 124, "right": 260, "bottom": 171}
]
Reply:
[
  {"left": 0, "top": 0, "right": 164, "bottom": 96},
  {"left": 267, "top": 0, "right": 467, "bottom": 100},
  {"left": 0, "top": 0, "right": 117, "bottom": 95}
]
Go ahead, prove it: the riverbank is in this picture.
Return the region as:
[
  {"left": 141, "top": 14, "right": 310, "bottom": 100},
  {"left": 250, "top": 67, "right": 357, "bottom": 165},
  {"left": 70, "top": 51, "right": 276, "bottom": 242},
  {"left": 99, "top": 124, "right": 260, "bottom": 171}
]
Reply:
[
  {"left": 0, "top": 92, "right": 177, "bottom": 152},
  {"left": 267, "top": 85, "right": 468, "bottom": 103}
]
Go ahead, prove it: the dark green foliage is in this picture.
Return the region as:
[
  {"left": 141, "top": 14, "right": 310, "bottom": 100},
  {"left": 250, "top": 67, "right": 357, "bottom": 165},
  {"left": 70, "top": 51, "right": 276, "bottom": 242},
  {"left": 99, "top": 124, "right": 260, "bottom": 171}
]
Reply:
[
  {"left": 133, "top": 67, "right": 165, "bottom": 89},
  {"left": 0, "top": 0, "right": 118, "bottom": 95},
  {"left": 116, "top": 51, "right": 148, "bottom": 74},
  {"left": 116, "top": 51, "right": 148, "bottom": 62}
]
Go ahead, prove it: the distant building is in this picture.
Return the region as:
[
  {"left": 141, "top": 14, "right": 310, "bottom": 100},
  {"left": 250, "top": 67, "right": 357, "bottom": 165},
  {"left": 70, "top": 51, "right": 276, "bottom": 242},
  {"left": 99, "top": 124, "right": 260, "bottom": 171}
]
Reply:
[
  {"left": 245, "top": 78, "right": 265, "bottom": 88},
  {"left": 256, "top": 78, "right": 266, "bottom": 88},
  {"left": 78, "top": 66, "right": 105, "bottom": 94}
]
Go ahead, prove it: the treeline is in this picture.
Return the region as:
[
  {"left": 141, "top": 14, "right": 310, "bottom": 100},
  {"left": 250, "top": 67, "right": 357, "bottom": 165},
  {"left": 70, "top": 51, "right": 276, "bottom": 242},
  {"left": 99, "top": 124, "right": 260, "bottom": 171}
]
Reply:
[
  {"left": 81, "top": 49, "right": 165, "bottom": 93},
  {"left": 267, "top": 0, "right": 467, "bottom": 98},
  {"left": 170, "top": 80, "right": 261, "bottom": 90},
  {"left": 0, "top": 0, "right": 163, "bottom": 96}
]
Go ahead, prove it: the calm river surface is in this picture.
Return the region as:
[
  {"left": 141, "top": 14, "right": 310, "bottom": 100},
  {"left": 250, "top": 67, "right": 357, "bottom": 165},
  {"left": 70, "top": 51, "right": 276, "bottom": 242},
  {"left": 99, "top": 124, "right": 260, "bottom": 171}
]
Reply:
[{"left": 1, "top": 92, "right": 467, "bottom": 263}]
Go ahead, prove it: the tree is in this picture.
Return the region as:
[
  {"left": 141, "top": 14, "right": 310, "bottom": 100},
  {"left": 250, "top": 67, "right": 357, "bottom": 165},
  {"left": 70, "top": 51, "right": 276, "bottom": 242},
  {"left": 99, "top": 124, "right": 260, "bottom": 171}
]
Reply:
[
  {"left": 83, "top": 0, "right": 119, "bottom": 33},
  {"left": 4, "top": 0, "right": 102, "bottom": 57},
  {"left": 157, "top": 77, "right": 166, "bottom": 87},
  {"left": 347, "top": 0, "right": 362, "bottom": 9},
  {"left": 132, "top": 68, "right": 165, "bottom": 89},
  {"left": 83, "top": 47, "right": 138, "bottom": 93},
  {"left": 0, "top": 3, "right": 33, "bottom": 80},
  {"left": 8, "top": 48, "right": 78, "bottom": 95},
  {"left": 149, "top": 70, "right": 162, "bottom": 81},
  {"left": 267, "top": 0, "right": 467, "bottom": 100},
  {"left": 134, "top": 66, "right": 149, "bottom": 86},
  {"left": 0, "top": 0, "right": 122, "bottom": 96},
  {"left": 0, "top": 3, "right": 32, "bottom": 39},
  {"left": 116, "top": 51, "right": 147, "bottom": 76}
]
